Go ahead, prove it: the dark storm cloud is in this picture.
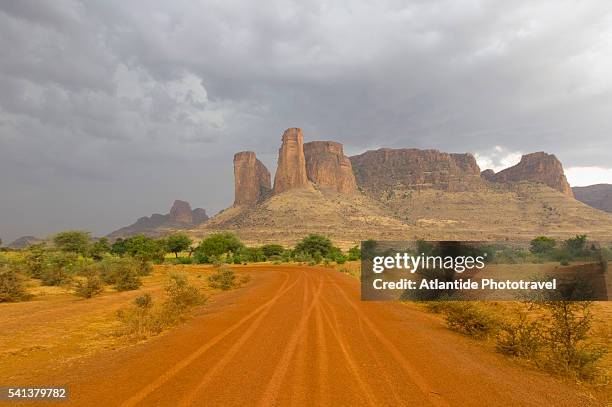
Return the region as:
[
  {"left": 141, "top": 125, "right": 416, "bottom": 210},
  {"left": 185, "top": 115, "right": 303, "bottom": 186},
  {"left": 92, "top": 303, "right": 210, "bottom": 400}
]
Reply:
[{"left": 1, "top": 0, "right": 612, "bottom": 241}]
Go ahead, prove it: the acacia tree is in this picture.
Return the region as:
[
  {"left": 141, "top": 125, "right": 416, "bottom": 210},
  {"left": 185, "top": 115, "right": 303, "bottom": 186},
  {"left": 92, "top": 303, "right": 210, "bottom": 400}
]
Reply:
[
  {"left": 53, "top": 231, "right": 91, "bottom": 256},
  {"left": 166, "top": 233, "right": 193, "bottom": 258}
]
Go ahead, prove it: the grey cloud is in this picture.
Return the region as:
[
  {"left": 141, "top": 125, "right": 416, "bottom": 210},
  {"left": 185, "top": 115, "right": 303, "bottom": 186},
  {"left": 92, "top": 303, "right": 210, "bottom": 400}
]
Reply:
[{"left": 1, "top": 0, "right": 612, "bottom": 241}]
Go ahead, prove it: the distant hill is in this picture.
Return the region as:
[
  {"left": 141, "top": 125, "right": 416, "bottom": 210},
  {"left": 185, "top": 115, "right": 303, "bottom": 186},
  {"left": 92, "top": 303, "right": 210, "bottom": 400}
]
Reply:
[
  {"left": 108, "top": 200, "right": 208, "bottom": 239},
  {"left": 573, "top": 184, "right": 612, "bottom": 213},
  {"left": 8, "top": 236, "right": 42, "bottom": 249},
  {"left": 189, "top": 127, "right": 612, "bottom": 248}
]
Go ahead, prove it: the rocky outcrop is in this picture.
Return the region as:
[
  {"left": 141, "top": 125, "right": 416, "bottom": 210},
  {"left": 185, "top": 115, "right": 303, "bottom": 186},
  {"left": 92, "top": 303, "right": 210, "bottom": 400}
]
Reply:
[
  {"left": 234, "top": 151, "right": 271, "bottom": 206},
  {"left": 573, "top": 184, "right": 612, "bottom": 213},
  {"left": 490, "top": 152, "right": 573, "bottom": 197},
  {"left": 481, "top": 169, "right": 496, "bottom": 181},
  {"left": 107, "top": 200, "right": 209, "bottom": 239},
  {"left": 349, "top": 148, "right": 482, "bottom": 194},
  {"left": 273, "top": 128, "right": 312, "bottom": 194},
  {"left": 303, "top": 141, "right": 357, "bottom": 194},
  {"left": 169, "top": 200, "right": 194, "bottom": 224},
  {"left": 192, "top": 208, "right": 209, "bottom": 224}
]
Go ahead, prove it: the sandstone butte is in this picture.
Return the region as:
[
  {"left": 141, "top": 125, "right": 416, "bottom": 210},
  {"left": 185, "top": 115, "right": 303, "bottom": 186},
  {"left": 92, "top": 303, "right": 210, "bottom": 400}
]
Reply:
[
  {"left": 303, "top": 141, "right": 357, "bottom": 194},
  {"left": 349, "top": 148, "right": 483, "bottom": 193},
  {"left": 272, "top": 128, "right": 313, "bottom": 194},
  {"left": 168, "top": 199, "right": 195, "bottom": 224},
  {"left": 487, "top": 152, "right": 574, "bottom": 197},
  {"left": 233, "top": 151, "right": 272, "bottom": 206}
]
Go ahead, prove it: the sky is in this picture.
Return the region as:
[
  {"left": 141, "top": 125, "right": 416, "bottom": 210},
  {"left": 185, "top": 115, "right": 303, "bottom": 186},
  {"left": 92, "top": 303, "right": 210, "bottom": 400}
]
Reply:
[{"left": 1, "top": 0, "right": 612, "bottom": 242}]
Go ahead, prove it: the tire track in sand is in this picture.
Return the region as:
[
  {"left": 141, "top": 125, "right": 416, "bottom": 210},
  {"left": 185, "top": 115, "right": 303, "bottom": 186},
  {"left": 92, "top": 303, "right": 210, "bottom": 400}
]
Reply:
[
  {"left": 325, "top": 274, "right": 450, "bottom": 407},
  {"left": 120, "top": 270, "right": 301, "bottom": 407},
  {"left": 257, "top": 273, "right": 323, "bottom": 407},
  {"left": 177, "top": 271, "right": 306, "bottom": 406},
  {"left": 318, "top": 295, "right": 381, "bottom": 407}
]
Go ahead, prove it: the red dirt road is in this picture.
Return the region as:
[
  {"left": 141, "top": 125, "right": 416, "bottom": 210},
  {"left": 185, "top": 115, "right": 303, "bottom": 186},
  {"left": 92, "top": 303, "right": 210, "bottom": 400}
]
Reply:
[{"left": 8, "top": 266, "right": 600, "bottom": 406}]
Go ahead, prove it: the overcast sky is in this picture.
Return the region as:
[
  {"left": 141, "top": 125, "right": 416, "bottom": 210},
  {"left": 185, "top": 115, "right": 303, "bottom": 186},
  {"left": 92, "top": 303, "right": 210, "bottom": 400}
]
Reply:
[{"left": 1, "top": 0, "right": 612, "bottom": 242}]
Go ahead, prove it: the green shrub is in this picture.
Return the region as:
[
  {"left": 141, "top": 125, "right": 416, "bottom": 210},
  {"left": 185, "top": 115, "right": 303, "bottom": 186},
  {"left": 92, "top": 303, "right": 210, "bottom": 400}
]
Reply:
[
  {"left": 444, "top": 302, "right": 499, "bottom": 339},
  {"left": 0, "top": 266, "right": 30, "bottom": 302},
  {"left": 529, "top": 236, "right": 556, "bottom": 255},
  {"left": 164, "top": 272, "right": 205, "bottom": 310},
  {"left": 208, "top": 266, "right": 237, "bottom": 290},
  {"left": 74, "top": 274, "right": 103, "bottom": 298},
  {"left": 496, "top": 313, "right": 542, "bottom": 358},
  {"left": 347, "top": 245, "right": 361, "bottom": 261},
  {"left": 117, "top": 274, "right": 205, "bottom": 340},
  {"left": 40, "top": 252, "right": 78, "bottom": 286},
  {"left": 261, "top": 244, "right": 284, "bottom": 257},
  {"left": 22, "top": 245, "right": 47, "bottom": 278},
  {"left": 116, "top": 294, "right": 164, "bottom": 339},
  {"left": 294, "top": 234, "right": 333, "bottom": 258},
  {"left": 96, "top": 255, "right": 146, "bottom": 290},
  {"left": 538, "top": 300, "right": 604, "bottom": 380},
  {"left": 176, "top": 256, "right": 193, "bottom": 265},
  {"left": 115, "top": 268, "right": 141, "bottom": 291}
]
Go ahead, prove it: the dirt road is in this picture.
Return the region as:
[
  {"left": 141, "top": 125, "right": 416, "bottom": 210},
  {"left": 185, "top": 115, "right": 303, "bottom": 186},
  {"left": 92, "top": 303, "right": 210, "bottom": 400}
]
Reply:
[{"left": 8, "top": 265, "right": 600, "bottom": 406}]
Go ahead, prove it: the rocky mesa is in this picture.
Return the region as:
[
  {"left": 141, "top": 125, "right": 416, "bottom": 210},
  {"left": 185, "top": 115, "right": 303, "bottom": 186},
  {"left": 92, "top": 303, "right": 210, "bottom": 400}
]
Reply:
[
  {"left": 189, "top": 127, "right": 612, "bottom": 247},
  {"left": 350, "top": 148, "right": 483, "bottom": 196},
  {"left": 304, "top": 141, "right": 357, "bottom": 194},
  {"left": 485, "top": 152, "right": 574, "bottom": 197}
]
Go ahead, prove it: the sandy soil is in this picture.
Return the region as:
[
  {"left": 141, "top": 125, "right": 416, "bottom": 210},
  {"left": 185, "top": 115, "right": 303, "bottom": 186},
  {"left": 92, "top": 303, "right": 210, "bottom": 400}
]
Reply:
[{"left": 1, "top": 264, "right": 606, "bottom": 406}]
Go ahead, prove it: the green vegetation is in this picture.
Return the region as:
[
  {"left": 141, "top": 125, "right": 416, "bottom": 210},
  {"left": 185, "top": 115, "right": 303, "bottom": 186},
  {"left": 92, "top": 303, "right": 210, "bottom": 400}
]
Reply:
[
  {"left": 427, "top": 299, "right": 606, "bottom": 381},
  {"left": 166, "top": 233, "right": 193, "bottom": 258},
  {"left": 74, "top": 274, "right": 103, "bottom": 298},
  {"left": 116, "top": 273, "right": 205, "bottom": 340},
  {"left": 53, "top": 231, "right": 91, "bottom": 256},
  {"left": 193, "top": 233, "right": 244, "bottom": 263},
  {"left": 529, "top": 236, "right": 556, "bottom": 255},
  {"left": 294, "top": 234, "right": 333, "bottom": 258},
  {"left": 483, "top": 235, "right": 605, "bottom": 266},
  {"left": 90, "top": 237, "right": 111, "bottom": 260},
  {"left": 0, "top": 257, "right": 30, "bottom": 302},
  {"left": 208, "top": 266, "right": 238, "bottom": 290},
  {"left": 190, "top": 232, "right": 354, "bottom": 266},
  {"left": 441, "top": 302, "right": 500, "bottom": 339}
]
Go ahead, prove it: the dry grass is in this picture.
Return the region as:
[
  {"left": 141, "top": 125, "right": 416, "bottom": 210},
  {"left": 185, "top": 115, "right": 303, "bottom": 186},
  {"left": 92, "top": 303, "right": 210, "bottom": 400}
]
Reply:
[{"left": 0, "top": 264, "right": 247, "bottom": 382}]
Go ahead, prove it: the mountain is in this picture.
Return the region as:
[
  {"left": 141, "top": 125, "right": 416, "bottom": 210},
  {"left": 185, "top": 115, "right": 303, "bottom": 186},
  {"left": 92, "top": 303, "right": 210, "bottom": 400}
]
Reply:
[
  {"left": 108, "top": 200, "right": 208, "bottom": 239},
  {"left": 482, "top": 152, "right": 573, "bottom": 197},
  {"left": 190, "top": 128, "right": 612, "bottom": 248},
  {"left": 7, "top": 236, "right": 42, "bottom": 249},
  {"left": 573, "top": 184, "right": 612, "bottom": 213}
]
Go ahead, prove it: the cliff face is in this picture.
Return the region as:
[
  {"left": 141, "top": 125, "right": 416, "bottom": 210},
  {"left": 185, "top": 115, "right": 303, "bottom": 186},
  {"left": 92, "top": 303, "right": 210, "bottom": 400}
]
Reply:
[
  {"left": 349, "top": 148, "right": 482, "bottom": 194},
  {"left": 573, "top": 184, "right": 612, "bottom": 213},
  {"left": 303, "top": 141, "right": 356, "bottom": 194},
  {"left": 233, "top": 151, "right": 271, "bottom": 206},
  {"left": 272, "top": 128, "right": 312, "bottom": 194},
  {"left": 169, "top": 200, "right": 194, "bottom": 224},
  {"left": 490, "top": 152, "right": 573, "bottom": 197}
]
